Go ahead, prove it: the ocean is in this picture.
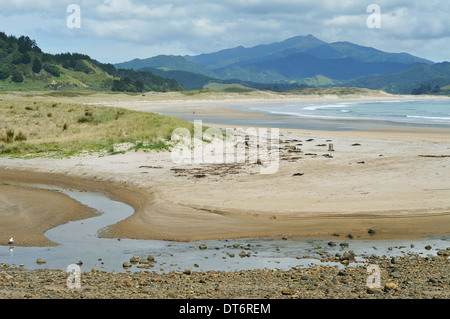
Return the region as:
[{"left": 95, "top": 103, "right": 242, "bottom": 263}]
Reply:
[
  {"left": 242, "top": 99, "right": 450, "bottom": 130},
  {"left": 151, "top": 98, "right": 450, "bottom": 131}
]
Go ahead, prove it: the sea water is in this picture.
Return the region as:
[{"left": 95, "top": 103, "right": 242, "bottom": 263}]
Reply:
[
  {"left": 245, "top": 99, "right": 450, "bottom": 129},
  {"left": 152, "top": 99, "right": 450, "bottom": 131}
]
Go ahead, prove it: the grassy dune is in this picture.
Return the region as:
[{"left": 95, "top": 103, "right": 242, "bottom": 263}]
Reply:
[
  {"left": 0, "top": 87, "right": 397, "bottom": 158},
  {"left": 0, "top": 95, "right": 193, "bottom": 158}
]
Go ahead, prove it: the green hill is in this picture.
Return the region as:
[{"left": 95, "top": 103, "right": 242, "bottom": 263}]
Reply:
[
  {"left": 0, "top": 33, "right": 183, "bottom": 93},
  {"left": 141, "top": 67, "right": 308, "bottom": 91},
  {"left": 114, "top": 55, "right": 216, "bottom": 77},
  {"left": 344, "top": 62, "right": 450, "bottom": 94}
]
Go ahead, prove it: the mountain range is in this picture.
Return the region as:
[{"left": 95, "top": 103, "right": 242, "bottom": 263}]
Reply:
[
  {"left": 0, "top": 31, "right": 448, "bottom": 95},
  {"left": 115, "top": 34, "right": 450, "bottom": 94}
]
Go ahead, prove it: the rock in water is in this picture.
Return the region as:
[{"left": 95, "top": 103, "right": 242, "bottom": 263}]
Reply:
[
  {"left": 130, "top": 256, "right": 140, "bottom": 263},
  {"left": 122, "top": 262, "right": 132, "bottom": 269},
  {"left": 437, "top": 249, "right": 449, "bottom": 257},
  {"left": 342, "top": 251, "right": 356, "bottom": 261}
]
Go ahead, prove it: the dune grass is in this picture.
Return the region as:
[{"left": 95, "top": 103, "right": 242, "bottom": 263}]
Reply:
[{"left": 0, "top": 96, "right": 194, "bottom": 158}]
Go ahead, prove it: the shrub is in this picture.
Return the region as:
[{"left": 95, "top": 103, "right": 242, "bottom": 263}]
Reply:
[
  {"left": 11, "top": 69, "right": 24, "bottom": 83},
  {"left": 22, "top": 52, "right": 31, "bottom": 64},
  {"left": 32, "top": 58, "right": 42, "bottom": 73},
  {"left": 43, "top": 63, "right": 60, "bottom": 77},
  {"left": 11, "top": 52, "right": 23, "bottom": 65},
  {"left": 0, "top": 65, "right": 10, "bottom": 80}
]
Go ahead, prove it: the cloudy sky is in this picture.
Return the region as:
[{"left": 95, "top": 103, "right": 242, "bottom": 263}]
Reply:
[{"left": 0, "top": 0, "right": 449, "bottom": 64}]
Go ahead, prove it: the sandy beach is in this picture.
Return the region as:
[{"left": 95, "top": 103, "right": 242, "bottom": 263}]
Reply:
[{"left": 1, "top": 92, "right": 450, "bottom": 247}]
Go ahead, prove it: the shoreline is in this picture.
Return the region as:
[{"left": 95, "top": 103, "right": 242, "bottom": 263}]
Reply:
[
  {"left": 1, "top": 92, "right": 450, "bottom": 246},
  {"left": 3, "top": 166, "right": 450, "bottom": 246},
  {"left": 82, "top": 91, "right": 450, "bottom": 111}
]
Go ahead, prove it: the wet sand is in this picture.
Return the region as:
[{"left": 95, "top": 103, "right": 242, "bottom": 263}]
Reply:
[
  {"left": 0, "top": 168, "right": 151, "bottom": 246},
  {"left": 0, "top": 183, "right": 97, "bottom": 247},
  {"left": 1, "top": 105, "right": 450, "bottom": 245}
]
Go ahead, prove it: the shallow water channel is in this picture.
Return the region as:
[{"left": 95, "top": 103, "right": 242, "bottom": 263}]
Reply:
[{"left": 1, "top": 185, "right": 448, "bottom": 273}]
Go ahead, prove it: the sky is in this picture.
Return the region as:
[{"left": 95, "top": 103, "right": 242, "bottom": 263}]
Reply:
[{"left": 0, "top": 0, "right": 449, "bottom": 64}]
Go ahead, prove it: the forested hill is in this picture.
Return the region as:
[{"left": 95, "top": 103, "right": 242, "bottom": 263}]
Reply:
[{"left": 0, "top": 32, "right": 183, "bottom": 92}]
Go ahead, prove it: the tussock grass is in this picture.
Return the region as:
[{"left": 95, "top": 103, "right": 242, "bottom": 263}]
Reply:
[{"left": 0, "top": 97, "right": 193, "bottom": 158}]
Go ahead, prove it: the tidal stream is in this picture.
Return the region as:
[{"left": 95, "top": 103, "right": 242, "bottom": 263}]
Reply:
[{"left": 1, "top": 185, "right": 448, "bottom": 273}]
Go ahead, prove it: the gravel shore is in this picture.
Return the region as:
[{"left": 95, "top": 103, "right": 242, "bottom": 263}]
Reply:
[{"left": 1, "top": 252, "right": 448, "bottom": 299}]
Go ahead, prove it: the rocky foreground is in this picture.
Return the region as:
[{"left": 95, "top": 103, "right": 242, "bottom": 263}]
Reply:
[{"left": 0, "top": 253, "right": 448, "bottom": 299}]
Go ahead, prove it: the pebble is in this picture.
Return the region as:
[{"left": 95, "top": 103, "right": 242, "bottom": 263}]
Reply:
[
  {"left": 239, "top": 251, "right": 250, "bottom": 258},
  {"left": 122, "top": 262, "right": 132, "bottom": 269},
  {"left": 281, "top": 288, "right": 296, "bottom": 295},
  {"left": 384, "top": 282, "right": 397, "bottom": 291},
  {"left": 0, "top": 252, "right": 447, "bottom": 300},
  {"left": 366, "top": 287, "right": 381, "bottom": 294},
  {"left": 341, "top": 251, "right": 356, "bottom": 261},
  {"left": 437, "top": 249, "right": 449, "bottom": 257},
  {"left": 130, "top": 256, "right": 139, "bottom": 263}
]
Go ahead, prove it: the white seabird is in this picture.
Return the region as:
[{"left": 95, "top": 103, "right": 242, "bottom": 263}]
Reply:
[{"left": 8, "top": 237, "right": 14, "bottom": 245}]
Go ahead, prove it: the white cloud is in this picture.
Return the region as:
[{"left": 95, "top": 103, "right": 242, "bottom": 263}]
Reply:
[{"left": 0, "top": 0, "right": 448, "bottom": 63}]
